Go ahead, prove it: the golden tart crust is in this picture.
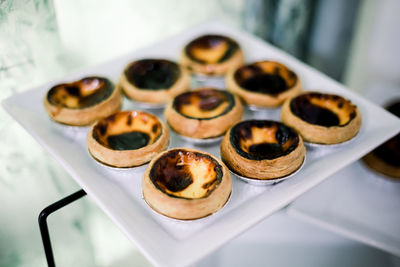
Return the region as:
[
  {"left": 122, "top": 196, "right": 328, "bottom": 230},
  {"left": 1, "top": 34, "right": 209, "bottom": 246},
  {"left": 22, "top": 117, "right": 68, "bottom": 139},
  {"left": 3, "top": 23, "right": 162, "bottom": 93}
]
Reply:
[
  {"left": 362, "top": 101, "right": 400, "bottom": 179},
  {"left": 281, "top": 92, "right": 362, "bottom": 144},
  {"left": 119, "top": 59, "right": 190, "bottom": 104},
  {"left": 87, "top": 110, "right": 169, "bottom": 168},
  {"left": 226, "top": 61, "right": 301, "bottom": 108},
  {"left": 363, "top": 151, "right": 400, "bottom": 179},
  {"left": 44, "top": 77, "right": 122, "bottom": 126},
  {"left": 164, "top": 88, "right": 243, "bottom": 139},
  {"left": 142, "top": 148, "right": 232, "bottom": 220},
  {"left": 180, "top": 34, "right": 244, "bottom": 76},
  {"left": 221, "top": 120, "right": 306, "bottom": 179}
]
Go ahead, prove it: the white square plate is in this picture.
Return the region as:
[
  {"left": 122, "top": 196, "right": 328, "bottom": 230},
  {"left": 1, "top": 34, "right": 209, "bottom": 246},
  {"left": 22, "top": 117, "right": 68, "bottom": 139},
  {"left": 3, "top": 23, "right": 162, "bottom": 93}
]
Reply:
[{"left": 3, "top": 22, "right": 400, "bottom": 267}]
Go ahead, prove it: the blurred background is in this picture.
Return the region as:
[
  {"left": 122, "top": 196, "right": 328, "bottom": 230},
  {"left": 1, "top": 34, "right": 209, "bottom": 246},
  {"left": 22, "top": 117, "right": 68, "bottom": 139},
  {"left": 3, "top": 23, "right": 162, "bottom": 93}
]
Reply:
[{"left": 1, "top": 0, "right": 399, "bottom": 266}]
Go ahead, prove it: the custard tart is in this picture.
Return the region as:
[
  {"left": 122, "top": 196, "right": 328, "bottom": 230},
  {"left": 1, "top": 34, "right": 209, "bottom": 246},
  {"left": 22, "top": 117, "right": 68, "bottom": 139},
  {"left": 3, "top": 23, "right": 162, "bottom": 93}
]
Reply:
[
  {"left": 281, "top": 92, "right": 362, "bottom": 144},
  {"left": 44, "top": 76, "right": 122, "bottom": 126},
  {"left": 226, "top": 61, "right": 301, "bottom": 108},
  {"left": 120, "top": 59, "right": 190, "bottom": 105},
  {"left": 87, "top": 110, "right": 169, "bottom": 168},
  {"left": 142, "top": 148, "right": 232, "bottom": 220},
  {"left": 221, "top": 120, "right": 305, "bottom": 180},
  {"left": 164, "top": 88, "right": 243, "bottom": 139},
  {"left": 180, "top": 34, "right": 244, "bottom": 76},
  {"left": 362, "top": 101, "right": 400, "bottom": 179}
]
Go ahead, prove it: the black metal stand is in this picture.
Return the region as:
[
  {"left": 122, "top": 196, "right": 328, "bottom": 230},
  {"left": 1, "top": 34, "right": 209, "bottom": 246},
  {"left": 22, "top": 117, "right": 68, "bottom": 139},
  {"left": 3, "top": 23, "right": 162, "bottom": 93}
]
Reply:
[{"left": 38, "top": 189, "right": 87, "bottom": 267}]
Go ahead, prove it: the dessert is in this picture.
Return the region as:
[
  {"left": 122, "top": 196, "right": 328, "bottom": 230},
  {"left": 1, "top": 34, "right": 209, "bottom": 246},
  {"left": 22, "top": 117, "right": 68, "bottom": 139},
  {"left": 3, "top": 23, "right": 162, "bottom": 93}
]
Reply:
[
  {"left": 180, "top": 34, "right": 244, "bottom": 76},
  {"left": 87, "top": 110, "right": 169, "bottom": 168},
  {"left": 119, "top": 59, "right": 190, "bottom": 105},
  {"left": 164, "top": 88, "right": 243, "bottom": 140},
  {"left": 362, "top": 101, "right": 400, "bottom": 179},
  {"left": 226, "top": 61, "right": 301, "bottom": 108},
  {"left": 221, "top": 120, "right": 305, "bottom": 179},
  {"left": 44, "top": 76, "right": 122, "bottom": 126},
  {"left": 142, "top": 148, "right": 232, "bottom": 220},
  {"left": 281, "top": 92, "right": 362, "bottom": 144}
]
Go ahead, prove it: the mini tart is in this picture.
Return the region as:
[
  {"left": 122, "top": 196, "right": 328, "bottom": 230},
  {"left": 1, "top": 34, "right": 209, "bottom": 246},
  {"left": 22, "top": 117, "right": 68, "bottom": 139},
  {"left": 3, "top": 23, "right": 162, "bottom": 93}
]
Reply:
[
  {"left": 281, "top": 92, "right": 362, "bottom": 144},
  {"left": 119, "top": 59, "right": 190, "bottom": 104},
  {"left": 180, "top": 34, "right": 244, "bottom": 76},
  {"left": 87, "top": 110, "right": 169, "bottom": 168},
  {"left": 164, "top": 88, "right": 243, "bottom": 139},
  {"left": 226, "top": 61, "right": 301, "bottom": 108},
  {"left": 44, "top": 77, "right": 122, "bottom": 126},
  {"left": 142, "top": 148, "right": 232, "bottom": 220},
  {"left": 362, "top": 101, "right": 400, "bottom": 179},
  {"left": 221, "top": 120, "right": 305, "bottom": 179}
]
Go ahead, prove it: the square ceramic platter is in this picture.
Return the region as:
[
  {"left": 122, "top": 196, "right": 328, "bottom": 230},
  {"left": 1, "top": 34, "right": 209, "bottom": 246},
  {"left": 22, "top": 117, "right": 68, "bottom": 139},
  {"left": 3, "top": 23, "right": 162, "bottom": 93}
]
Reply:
[
  {"left": 287, "top": 160, "right": 400, "bottom": 257},
  {"left": 3, "top": 21, "right": 400, "bottom": 267},
  {"left": 287, "top": 83, "right": 400, "bottom": 257}
]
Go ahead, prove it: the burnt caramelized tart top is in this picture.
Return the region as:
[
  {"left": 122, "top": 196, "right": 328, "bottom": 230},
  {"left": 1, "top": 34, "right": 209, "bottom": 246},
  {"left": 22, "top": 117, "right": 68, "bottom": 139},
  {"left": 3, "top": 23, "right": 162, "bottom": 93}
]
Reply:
[
  {"left": 185, "top": 35, "right": 239, "bottom": 65},
  {"left": 92, "top": 111, "right": 162, "bottom": 151},
  {"left": 149, "top": 149, "right": 223, "bottom": 199},
  {"left": 181, "top": 34, "right": 243, "bottom": 76},
  {"left": 88, "top": 110, "right": 169, "bottom": 168},
  {"left": 221, "top": 119, "right": 305, "bottom": 180},
  {"left": 47, "top": 77, "right": 113, "bottom": 109},
  {"left": 124, "top": 59, "right": 181, "bottom": 90},
  {"left": 281, "top": 91, "right": 362, "bottom": 145},
  {"left": 44, "top": 76, "right": 122, "bottom": 126},
  {"left": 120, "top": 59, "right": 190, "bottom": 105},
  {"left": 227, "top": 61, "right": 301, "bottom": 108},
  {"left": 173, "top": 88, "right": 234, "bottom": 120},
  {"left": 143, "top": 148, "right": 232, "bottom": 220},
  {"left": 289, "top": 92, "right": 357, "bottom": 127},
  {"left": 234, "top": 61, "right": 298, "bottom": 96},
  {"left": 230, "top": 120, "right": 300, "bottom": 161},
  {"left": 165, "top": 88, "right": 243, "bottom": 140}
]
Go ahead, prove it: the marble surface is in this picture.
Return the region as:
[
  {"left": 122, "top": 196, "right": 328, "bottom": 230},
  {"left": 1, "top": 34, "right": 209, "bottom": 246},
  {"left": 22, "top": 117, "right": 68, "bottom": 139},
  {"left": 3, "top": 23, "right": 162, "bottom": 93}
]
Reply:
[{"left": 0, "top": 1, "right": 245, "bottom": 266}]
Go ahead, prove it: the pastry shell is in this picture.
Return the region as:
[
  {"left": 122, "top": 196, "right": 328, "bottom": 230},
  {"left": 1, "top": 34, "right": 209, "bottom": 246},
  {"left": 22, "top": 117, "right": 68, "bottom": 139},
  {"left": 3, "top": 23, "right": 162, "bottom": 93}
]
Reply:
[
  {"left": 362, "top": 101, "right": 400, "bottom": 179},
  {"left": 362, "top": 149, "right": 400, "bottom": 179},
  {"left": 180, "top": 34, "right": 244, "bottom": 76},
  {"left": 164, "top": 88, "right": 243, "bottom": 139},
  {"left": 119, "top": 59, "right": 190, "bottom": 104},
  {"left": 281, "top": 92, "right": 362, "bottom": 144},
  {"left": 226, "top": 61, "right": 301, "bottom": 108},
  {"left": 87, "top": 110, "right": 169, "bottom": 168},
  {"left": 142, "top": 148, "right": 232, "bottom": 220},
  {"left": 44, "top": 77, "right": 122, "bottom": 126},
  {"left": 221, "top": 120, "right": 306, "bottom": 179}
]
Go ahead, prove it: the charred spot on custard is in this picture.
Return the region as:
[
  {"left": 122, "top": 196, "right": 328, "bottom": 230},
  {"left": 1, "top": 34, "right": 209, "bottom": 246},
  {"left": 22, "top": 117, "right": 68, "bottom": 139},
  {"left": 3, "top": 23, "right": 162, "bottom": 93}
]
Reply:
[
  {"left": 125, "top": 59, "right": 181, "bottom": 90},
  {"left": 185, "top": 35, "right": 239, "bottom": 64},
  {"left": 106, "top": 132, "right": 150, "bottom": 150},
  {"left": 150, "top": 149, "right": 223, "bottom": 199},
  {"left": 234, "top": 62, "right": 297, "bottom": 95},
  {"left": 290, "top": 93, "right": 357, "bottom": 127},
  {"left": 230, "top": 120, "right": 299, "bottom": 160},
  {"left": 47, "top": 77, "right": 113, "bottom": 109},
  {"left": 152, "top": 124, "right": 159, "bottom": 134},
  {"left": 173, "top": 89, "right": 235, "bottom": 120}
]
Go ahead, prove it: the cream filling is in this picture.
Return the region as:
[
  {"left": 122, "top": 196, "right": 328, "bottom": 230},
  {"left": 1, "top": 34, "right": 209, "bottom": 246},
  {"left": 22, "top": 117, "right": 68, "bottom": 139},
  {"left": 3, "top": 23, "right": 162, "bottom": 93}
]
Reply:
[
  {"left": 163, "top": 157, "right": 218, "bottom": 199},
  {"left": 309, "top": 97, "right": 353, "bottom": 125},
  {"left": 191, "top": 42, "right": 229, "bottom": 64},
  {"left": 179, "top": 101, "right": 229, "bottom": 119}
]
